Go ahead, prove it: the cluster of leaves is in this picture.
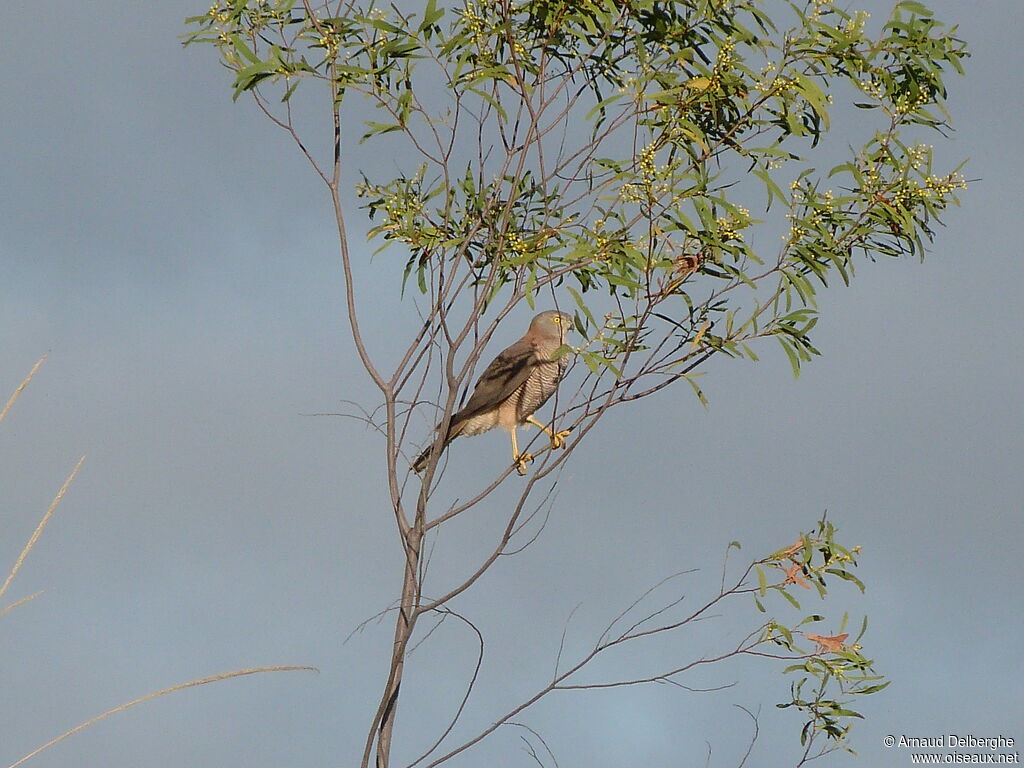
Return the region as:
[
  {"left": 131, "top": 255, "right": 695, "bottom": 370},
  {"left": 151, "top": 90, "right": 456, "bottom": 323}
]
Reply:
[
  {"left": 185, "top": 0, "right": 966, "bottom": 386},
  {"left": 754, "top": 519, "right": 888, "bottom": 755}
]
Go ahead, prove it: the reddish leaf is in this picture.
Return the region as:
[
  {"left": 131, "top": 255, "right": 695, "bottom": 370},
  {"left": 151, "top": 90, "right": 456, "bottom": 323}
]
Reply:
[{"left": 805, "top": 632, "right": 849, "bottom": 653}]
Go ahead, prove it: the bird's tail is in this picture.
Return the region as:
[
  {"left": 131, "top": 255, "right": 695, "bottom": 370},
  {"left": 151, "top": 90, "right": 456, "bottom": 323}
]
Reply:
[
  {"left": 412, "top": 437, "right": 452, "bottom": 474},
  {"left": 411, "top": 444, "right": 436, "bottom": 474},
  {"left": 412, "top": 422, "right": 461, "bottom": 473}
]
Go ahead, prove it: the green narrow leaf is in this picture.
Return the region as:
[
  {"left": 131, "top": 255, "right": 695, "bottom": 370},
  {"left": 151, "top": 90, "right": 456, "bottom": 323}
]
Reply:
[
  {"left": 682, "top": 374, "right": 709, "bottom": 408},
  {"left": 281, "top": 80, "right": 300, "bottom": 102},
  {"left": 831, "top": 707, "right": 864, "bottom": 719},
  {"left": 230, "top": 34, "right": 260, "bottom": 65},
  {"left": 779, "top": 337, "right": 802, "bottom": 378},
  {"left": 825, "top": 569, "right": 866, "bottom": 592},
  {"left": 896, "top": 0, "right": 933, "bottom": 15},
  {"left": 420, "top": 0, "right": 444, "bottom": 32},
  {"left": 855, "top": 615, "right": 869, "bottom": 643},
  {"left": 777, "top": 587, "right": 802, "bottom": 610},
  {"left": 856, "top": 681, "right": 891, "bottom": 695},
  {"left": 566, "top": 285, "right": 596, "bottom": 328}
]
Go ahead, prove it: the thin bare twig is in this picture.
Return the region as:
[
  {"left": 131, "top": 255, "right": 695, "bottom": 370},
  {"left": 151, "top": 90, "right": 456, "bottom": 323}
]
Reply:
[
  {"left": 509, "top": 722, "right": 560, "bottom": 768},
  {"left": 406, "top": 608, "right": 485, "bottom": 768},
  {"left": 735, "top": 704, "right": 760, "bottom": 768}
]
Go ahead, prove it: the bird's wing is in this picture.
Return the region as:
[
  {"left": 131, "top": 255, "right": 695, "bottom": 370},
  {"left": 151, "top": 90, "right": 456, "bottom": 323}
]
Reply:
[
  {"left": 413, "top": 339, "right": 538, "bottom": 473},
  {"left": 450, "top": 338, "right": 538, "bottom": 426}
]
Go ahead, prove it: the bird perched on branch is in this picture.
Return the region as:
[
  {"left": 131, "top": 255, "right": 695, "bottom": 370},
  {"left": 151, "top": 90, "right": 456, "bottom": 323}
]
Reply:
[{"left": 413, "top": 310, "right": 573, "bottom": 475}]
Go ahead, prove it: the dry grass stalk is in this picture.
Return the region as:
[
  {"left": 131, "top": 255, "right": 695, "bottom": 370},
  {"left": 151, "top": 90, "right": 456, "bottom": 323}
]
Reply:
[
  {"left": 0, "top": 456, "right": 85, "bottom": 606},
  {"left": 0, "top": 355, "right": 46, "bottom": 426},
  {"left": 7, "top": 666, "right": 318, "bottom": 768}
]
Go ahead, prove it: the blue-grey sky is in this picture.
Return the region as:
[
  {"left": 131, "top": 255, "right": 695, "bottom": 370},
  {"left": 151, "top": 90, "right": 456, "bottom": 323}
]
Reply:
[{"left": 2, "top": 2, "right": 1021, "bottom": 766}]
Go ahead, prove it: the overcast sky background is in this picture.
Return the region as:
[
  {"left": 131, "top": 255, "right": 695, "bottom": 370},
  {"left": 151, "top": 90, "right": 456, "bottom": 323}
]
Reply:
[{"left": 2, "top": 2, "right": 1021, "bottom": 766}]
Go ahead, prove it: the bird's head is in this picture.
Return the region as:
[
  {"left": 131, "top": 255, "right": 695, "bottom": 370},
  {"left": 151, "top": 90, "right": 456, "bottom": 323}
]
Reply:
[{"left": 529, "top": 310, "right": 573, "bottom": 344}]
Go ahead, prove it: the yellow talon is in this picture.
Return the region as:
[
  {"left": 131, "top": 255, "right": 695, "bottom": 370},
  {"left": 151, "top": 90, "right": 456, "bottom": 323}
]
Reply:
[
  {"left": 515, "top": 453, "right": 534, "bottom": 475},
  {"left": 550, "top": 429, "right": 572, "bottom": 449},
  {"left": 525, "top": 416, "right": 571, "bottom": 450}
]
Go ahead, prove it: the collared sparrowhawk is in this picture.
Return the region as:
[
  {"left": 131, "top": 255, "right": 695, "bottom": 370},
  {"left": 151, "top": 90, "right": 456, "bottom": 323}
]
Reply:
[{"left": 413, "top": 311, "right": 572, "bottom": 474}]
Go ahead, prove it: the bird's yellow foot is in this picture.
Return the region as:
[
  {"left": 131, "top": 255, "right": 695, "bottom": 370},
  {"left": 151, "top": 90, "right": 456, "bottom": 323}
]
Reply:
[
  {"left": 515, "top": 453, "right": 534, "bottom": 475},
  {"left": 549, "top": 429, "right": 572, "bottom": 449}
]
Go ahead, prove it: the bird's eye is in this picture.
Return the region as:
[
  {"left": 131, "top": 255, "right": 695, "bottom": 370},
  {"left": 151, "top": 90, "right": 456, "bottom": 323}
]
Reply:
[{"left": 552, "top": 315, "right": 561, "bottom": 324}]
